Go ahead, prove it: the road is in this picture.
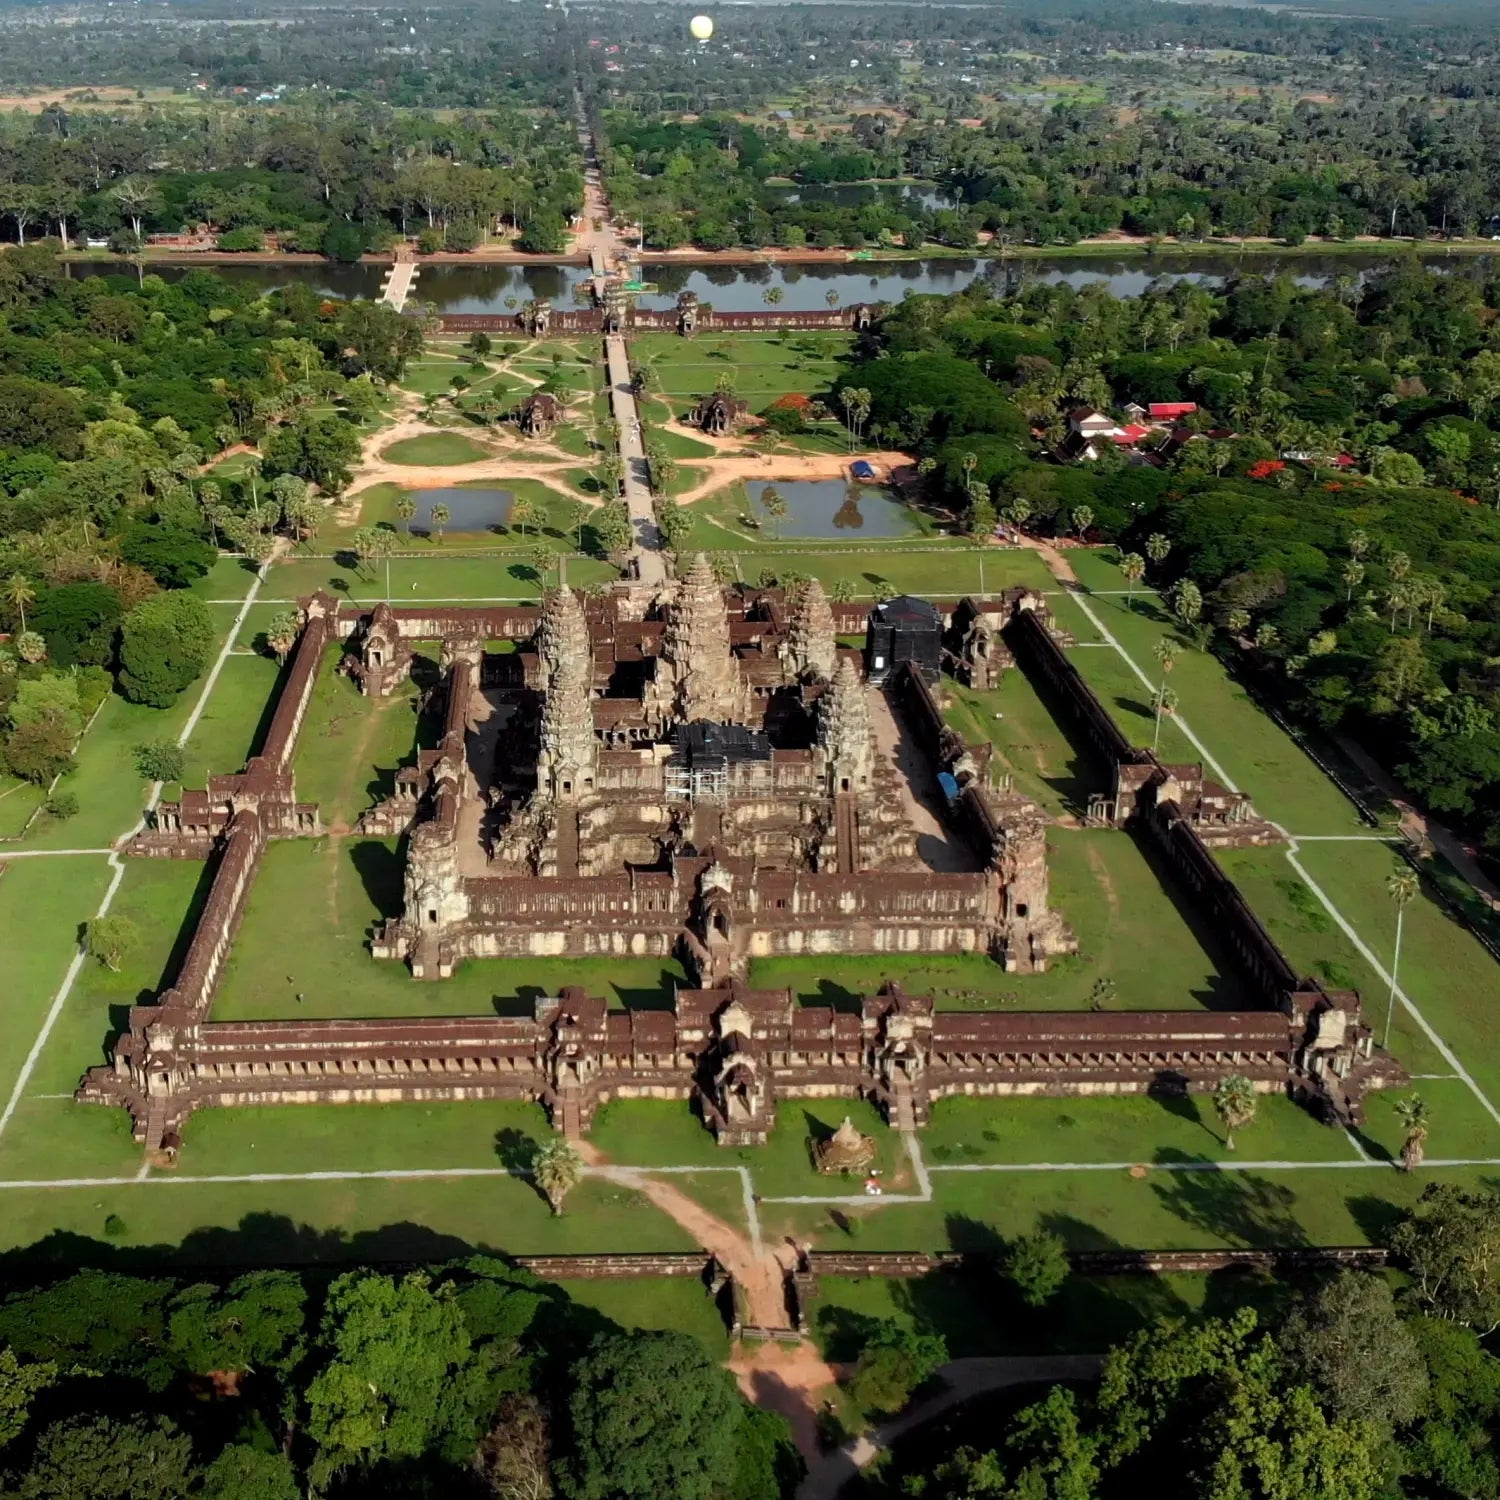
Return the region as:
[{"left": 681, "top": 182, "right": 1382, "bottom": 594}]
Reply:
[
  {"left": 795, "top": 1354, "right": 1103, "bottom": 1500},
  {"left": 575, "top": 87, "right": 668, "bottom": 587}
]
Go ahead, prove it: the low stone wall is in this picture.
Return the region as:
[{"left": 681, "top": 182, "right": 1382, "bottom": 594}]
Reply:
[
  {"left": 513, "top": 1252, "right": 712, "bottom": 1278},
  {"left": 258, "top": 603, "right": 333, "bottom": 772},
  {"left": 807, "top": 1246, "right": 1389, "bottom": 1277}
]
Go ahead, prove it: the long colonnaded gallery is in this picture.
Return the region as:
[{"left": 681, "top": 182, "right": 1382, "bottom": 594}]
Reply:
[{"left": 79, "top": 562, "right": 1400, "bottom": 1159}]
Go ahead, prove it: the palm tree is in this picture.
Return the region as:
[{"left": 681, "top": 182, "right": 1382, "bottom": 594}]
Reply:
[
  {"left": 265, "top": 609, "right": 300, "bottom": 664},
  {"left": 3, "top": 572, "right": 35, "bottom": 633},
  {"left": 1342, "top": 559, "right": 1365, "bottom": 603},
  {"left": 1395, "top": 1094, "right": 1430, "bottom": 1172},
  {"left": 533, "top": 1136, "right": 583, "bottom": 1215},
  {"left": 1151, "top": 638, "right": 1180, "bottom": 752},
  {"left": 1144, "top": 532, "right": 1171, "bottom": 572},
  {"left": 509, "top": 495, "right": 537, "bottom": 539},
  {"left": 1119, "top": 552, "right": 1145, "bottom": 612},
  {"left": 430, "top": 503, "right": 451, "bottom": 546},
  {"left": 1384, "top": 869, "right": 1419, "bottom": 1048},
  {"left": 760, "top": 484, "right": 788, "bottom": 541},
  {"left": 1213, "top": 1074, "right": 1257, "bottom": 1151},
  {"left": 1071, "top": 505, "right": 1094, "bottom": 541},
  {"left": 394, "top": 493, "right": 417, "bottom": 537}
]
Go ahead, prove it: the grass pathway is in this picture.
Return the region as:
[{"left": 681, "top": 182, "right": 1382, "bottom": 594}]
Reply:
[
  {"left": 1059, "top": 574, "right": 1500, "bottom": 1134},
  {"left": 0, "top": 555, "right": 271, "bottom": 1146}
]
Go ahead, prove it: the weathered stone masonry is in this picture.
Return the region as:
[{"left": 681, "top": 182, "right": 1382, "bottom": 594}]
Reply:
[{"left": 78, "top": 577, "right": 1399, "bottom": 1160}]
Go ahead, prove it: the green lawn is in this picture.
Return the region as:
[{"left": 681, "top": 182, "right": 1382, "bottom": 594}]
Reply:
[
  {"left": 555, "top": 1278, "right": 730, "bottom": 1351},
  {"left": 177, "top": 653, "right": 282, "bottom": 788},
  {"left": 590, "top": 1099, "right": 907, "bottom": 1200},
  {"left": 748, "top": 828, "right": 1251, "bottom": 1013},
  {"left": 1058, "top": 549, "right": 1500, "bottom": 1118},
  {"left": 213, "top": 837, "right": 687, "bottom": 1021},
  {"left": 289, "top": 644, "right": 432, "bottom": 827},
  {"left": 189, "top": 556, "right": 262, "bottom": 601},
  {"left": 945, "top": 675, "right": 1092, "bottom": 820},
  {"left": 0, "top": 777, "right": 45, "bottom": 838},
  {"left": 263, "top": 551, "right": 618, "bottom": 604},
  {"left": 706, "top": 547, "right": 1053, "bottom": 597},
  {"left": 632, "top": 331, "right": 850, "bottom": 410},
  {"left": 0, "top": 1166, "right": 701, "bottom": 1264},
  {"left": 0, "top": 857, "right": 114, "bottom": 1107},
  {"left": 380, "top": 432, "right": 490, "bottom": 466}
]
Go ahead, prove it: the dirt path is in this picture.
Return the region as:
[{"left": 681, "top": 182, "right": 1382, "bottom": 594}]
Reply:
[
  {"left": 574, "top": 1141, "right": 841, "bottom": 1457},
  {"left": 1024, "top": 536, "right": 1080, "bottom": 585},
  {"left": 674, "top": 450, "right": 915, "bottom": 507}
]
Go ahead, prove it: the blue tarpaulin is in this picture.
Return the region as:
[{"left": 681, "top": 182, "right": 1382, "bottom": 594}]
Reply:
[{"left": 850, "top": 460, "right": 877, "bottom": 480}]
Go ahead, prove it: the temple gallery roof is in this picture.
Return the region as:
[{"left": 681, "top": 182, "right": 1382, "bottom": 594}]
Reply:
[{"left": 670, "top": 720, "right": 773, "bottom": 767}]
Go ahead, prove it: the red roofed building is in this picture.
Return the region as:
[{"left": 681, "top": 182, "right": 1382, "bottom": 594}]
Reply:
[
  {"left": 1148, "top": 401, "right": 1198, "bottom": 420},
  {"left": 1111, "top": 423, "right": 1152, "bottom": 446}
]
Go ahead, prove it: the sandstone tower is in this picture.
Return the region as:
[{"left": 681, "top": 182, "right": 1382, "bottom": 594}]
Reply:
[
  {"left": 819, "top": 657, "right": 874, "bottom": 795},
  {"left": 647, "top": 553, "right": 746, "bottom": 726},
  {"left": 536, "top": 586, "right": 596, "bottom": 802},
  {"left": 782, "top": 578, "right": 838, "bottom": 682}
]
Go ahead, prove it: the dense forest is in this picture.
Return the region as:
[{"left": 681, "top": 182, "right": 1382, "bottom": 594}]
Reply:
[
  {"left": 867, "top": 1187, "right": 1500, "bottom": 1500},
  {"left": 0, "top": 105, "right": 584, "bottom": 257},
  {"left": 602, "top": 97, "right": 1500, "bottom": 252},
  {"left": 831, "top": 260, "right": 1500, "bottom": 848},
  {"left": 0, "top": 246, "right": 420, "bottom": 786},
  {"left": 0, "top": 1256, "right": 798, "bottom": 1498},
  {"left": 1, "top": 1185, "right": 1498, "bottom": 1499}
]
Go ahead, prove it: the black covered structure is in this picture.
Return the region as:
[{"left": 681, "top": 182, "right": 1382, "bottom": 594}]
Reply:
[{"left": 865, "top": 595, "right": 942, "bottom": 684}]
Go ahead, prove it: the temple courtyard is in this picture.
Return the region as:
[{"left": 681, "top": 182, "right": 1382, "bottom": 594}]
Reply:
[{"left": 0, "top": 533, "right": 1496, "bottom": 1284}]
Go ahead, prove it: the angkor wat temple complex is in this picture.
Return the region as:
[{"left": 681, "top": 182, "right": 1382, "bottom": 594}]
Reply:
[{"left": 79, "top": 563, "right": 1400, "bottom": 1159}]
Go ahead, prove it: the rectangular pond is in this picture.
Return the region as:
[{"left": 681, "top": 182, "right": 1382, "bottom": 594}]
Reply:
[
  {"left": 744, "top": 478, "right": 921, "bottom": 540},
  {"left": 408, "top": 487, "right": 514, "bottom": 535}
]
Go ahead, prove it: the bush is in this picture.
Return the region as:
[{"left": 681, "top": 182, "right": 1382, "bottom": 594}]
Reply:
[
  {"left": 1001, "top": 1229, "right": 1070, "bottom": 1308},
  {"left": 120, "top": 522, "right": 215, "bottom": 590},
  {"left": 4, "top": 713, "right": 76, "bottom": 784},
  {"left": 322, "top": 219, "right": 365, "bottom": 263},
  {"left": 277, "top": 222, "right": 325, "bottom": 255},
  {"left": 43, "top": 792, "right": 78, "bottom": 820},
  {"left": 215, "top": 227, "right": 265, "bottom": 252},
  {"left": 416, "top": 226, "right": 444, "bottom": 255},
  {"left": 118, "top": 593, "right": 214, "bottom": 708},
  {"left": 133, "top": 739, "right": 185, "bottom": 783},
  {"left": 444, "top": 217, "right": 482, "bottom": 253},
  {"left": 102, "top": 1214, "right": 126, "bottom": 1238},
  {"left": 847, "top": 1323, "right": 948, "bottom": 1417}
]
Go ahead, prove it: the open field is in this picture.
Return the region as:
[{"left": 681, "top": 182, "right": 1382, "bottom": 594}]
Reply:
[{"left": 632, "top": 330, "right": 850, "bottom": 416}]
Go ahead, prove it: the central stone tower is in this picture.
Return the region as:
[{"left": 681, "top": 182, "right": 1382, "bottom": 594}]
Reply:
[
  {"left": 536, "top": 586, "right": 596, "bottom": 803},
  {"left": 645, "top": 553, "right": 748, "bottom": 728}
]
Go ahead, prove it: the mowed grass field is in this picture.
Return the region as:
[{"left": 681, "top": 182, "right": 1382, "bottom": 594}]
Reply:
[
  {"left": 631, "top": 330, "right": 851, "bottom": 416},
  {"left": 2, "top": 542, "right": 1500, "bottom": 1268}
]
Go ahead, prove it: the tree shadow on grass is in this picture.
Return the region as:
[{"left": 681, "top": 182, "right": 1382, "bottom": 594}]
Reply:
[
  {"left": 494, "top": 1127, "right": 538, "bottom": 1176},
  {"left": 1154, "top": 1089, "right": 1221, "bottom": 1146},
  {"left": 347, "top": 839, "right": 405, "bottom": 925},
  {"left": 1149, "top": 1148, "right": 1309, "bottom": 1248},
  {"left": 1344, "top": 1191, "right": 1407, "bottom": 1246}
]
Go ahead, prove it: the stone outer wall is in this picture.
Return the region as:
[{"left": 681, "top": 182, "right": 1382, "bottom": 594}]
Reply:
[
  {"left": 435, "top": 306, "right": 878, "bottom": 336},
  {"left": 79, "top": 589, "right": 1400, "bottom": 1155},
  {"left": 805, "top": 1246, "right": 1390, "bottom": 1277}
]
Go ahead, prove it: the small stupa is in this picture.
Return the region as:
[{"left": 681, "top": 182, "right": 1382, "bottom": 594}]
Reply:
[{"left": 814, "top": 1116, "right": 877, "bottom": 1175}]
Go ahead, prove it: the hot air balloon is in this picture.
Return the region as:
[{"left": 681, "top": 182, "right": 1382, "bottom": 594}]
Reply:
[{"left": 689, "top": 14, "right": 713, "bottom": 41}]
